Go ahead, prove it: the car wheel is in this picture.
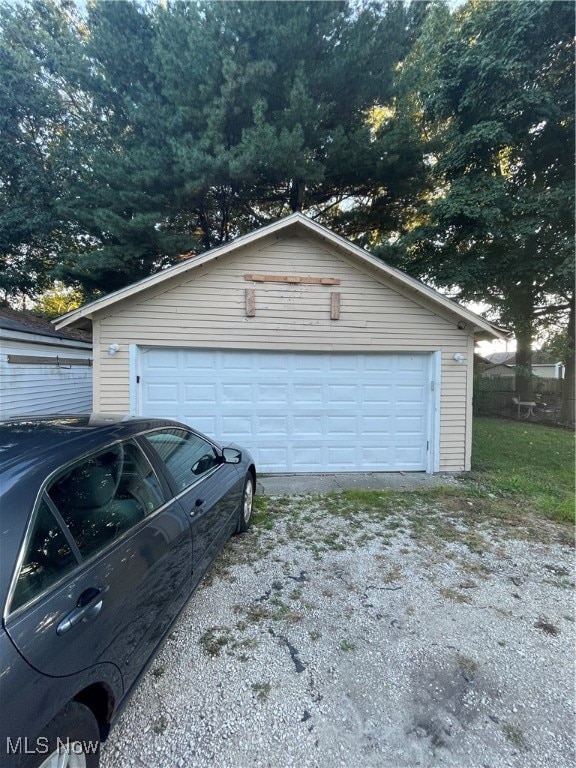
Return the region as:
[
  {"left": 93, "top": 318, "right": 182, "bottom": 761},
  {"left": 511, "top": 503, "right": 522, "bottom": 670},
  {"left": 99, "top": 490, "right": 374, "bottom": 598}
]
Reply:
[
  {"left": 236, "top": 474, "right": 254, "bottom": 533},
  {"left": 22, "top": 702, "right": 100, "bottom": 768}
]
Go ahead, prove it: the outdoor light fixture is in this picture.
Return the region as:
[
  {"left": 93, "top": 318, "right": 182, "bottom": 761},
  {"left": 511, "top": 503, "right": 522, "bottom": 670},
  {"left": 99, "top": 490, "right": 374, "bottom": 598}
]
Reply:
[
  {"left": 108, "top": 343, "right": 120, "bottom": 356},
  {"left": 453, "top": 352, "right": 465, "bottom": 364}
]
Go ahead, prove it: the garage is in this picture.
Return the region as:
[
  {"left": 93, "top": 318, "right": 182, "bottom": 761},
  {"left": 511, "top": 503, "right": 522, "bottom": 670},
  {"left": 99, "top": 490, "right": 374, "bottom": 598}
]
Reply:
[
  {"left": 137, "top": 347, "right": 437, "bottom": 472},
  {"left": 56, "top": 213, "right": 506, "bottom": 473}
]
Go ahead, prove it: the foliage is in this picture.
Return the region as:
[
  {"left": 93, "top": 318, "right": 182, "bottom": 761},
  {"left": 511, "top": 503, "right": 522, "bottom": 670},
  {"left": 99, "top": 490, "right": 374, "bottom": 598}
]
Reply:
[
  {"left": 0, "top": 0, "right": 87, "bottom": 300},
  {"left": 52, "top": 0, "right": 428, "bottom": 292},
  {"left": 33, "top": 281, "right": 83, "bottom": 318},
  {"left": 391, "top": 0, "right": 575, "bottom": 401}
]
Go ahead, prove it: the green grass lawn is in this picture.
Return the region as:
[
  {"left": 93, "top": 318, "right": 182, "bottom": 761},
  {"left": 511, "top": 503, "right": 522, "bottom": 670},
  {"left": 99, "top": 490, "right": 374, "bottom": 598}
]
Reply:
[{"left": 470, "top": 417, "right": 575, "bottom": 523}]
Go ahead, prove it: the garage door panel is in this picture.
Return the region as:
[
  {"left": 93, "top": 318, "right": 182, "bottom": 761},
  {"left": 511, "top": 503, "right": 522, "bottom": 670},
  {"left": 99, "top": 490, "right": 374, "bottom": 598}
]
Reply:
[
  {"left": 363, "top": 384, "right": 393, "bottom": 404},
  {"left": 327, "top": 416, "right": 357, "bottom": 435},
  {"left": 394, "top": 415, "right": 426, "bottom": 434},
  {"left": 139, "top": 348, "right": 432, "bottom": 472},
  {"left": 361, "top": 447, "right": 392, "bottom": 466},
  {"left": 292, "top": 355, "right": 324, "bottom": 373},
  {"left": 221, "top": 415, "right": 252, "bottom": 436},
  {"left": 396, "top": 384, "right": 425, "bottom": 405},
  {"left": 184, "top": 383, "right": 216, "bottom": 402},
  {"left": 185, "top": 350, "right": 215, "bottom": 371},
  {"left": 258, "top": 446, "right": 289, "bottom": 472},
  {"left": 144, "top": 383, "right": 179, "bottom": 403},
  {"left": 257, "top": 356, "right": 290, "bottom": 374},
  {"left": 397, "top": 356, "right": 428, "bottom": 372},
  {"left": 292, "top": 446, "right": 323, "bottom": 471},
  {"left": 257, "top": 383, "right": 289, "bottom": 403},
  {"left": 258, "top": 415, "right": 289, "bottom": 436},
  {"left": 222, "top": 384, "right": 252, "bottom": 403},
  {"left": 327, "top": 384, "right": 358, "bottom": 404},
  {"left": 293, "top": 415, "right": 323, "bottom": 436},
  {"left": 396, "top": 446, "right": 426, "bottom": 466},
  {"left": 360, "top": 416, "right": 391, "bottom": 434},
  {"left": 145, "top": 349, "right": 180, "bottom": 370},
  {"left": 329, "top": 357, "right": 358, "bottom": 373},
  {"left": 293, "top": 384, "right": 323, "bottom": 404},
  {"left": 220, "top": 351, "right": 254, "bottom": 373},
  {"left": 364, "top": 358, "right": 395, "bottom": 372}
]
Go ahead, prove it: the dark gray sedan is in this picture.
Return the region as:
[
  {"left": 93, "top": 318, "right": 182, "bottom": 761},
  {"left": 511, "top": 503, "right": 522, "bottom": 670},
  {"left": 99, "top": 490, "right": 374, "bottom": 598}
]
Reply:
[{"left": 0, "top": 416, "right": 256, "bottom": 768}]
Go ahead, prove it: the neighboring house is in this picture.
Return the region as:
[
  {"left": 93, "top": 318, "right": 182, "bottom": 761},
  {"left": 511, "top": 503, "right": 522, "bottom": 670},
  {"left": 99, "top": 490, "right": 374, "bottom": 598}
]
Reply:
[
  {"left": 0, "top": 308, "right": 93, "bottom": 420},
  {"left": 56, "top": 213, "right": 506, "bottom": 473},
  {"left": 481, "top": 352, "right": 565, "bottom": 379}
]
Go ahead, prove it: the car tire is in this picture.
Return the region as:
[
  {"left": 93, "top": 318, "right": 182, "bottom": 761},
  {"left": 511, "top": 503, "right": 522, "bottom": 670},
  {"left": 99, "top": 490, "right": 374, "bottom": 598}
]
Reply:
[
  {"left": 21, "top": 701, "right": 100, "bottom": 768},
  {"left": 236, "top": 474, "right": 254, "bottom": 534}
]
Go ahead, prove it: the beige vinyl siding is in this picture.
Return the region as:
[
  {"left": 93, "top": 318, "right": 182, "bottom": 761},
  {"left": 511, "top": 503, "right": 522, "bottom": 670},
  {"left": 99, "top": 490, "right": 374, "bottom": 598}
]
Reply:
[{"left": 94, "top": 233, "right": 472, "bottom": 471}]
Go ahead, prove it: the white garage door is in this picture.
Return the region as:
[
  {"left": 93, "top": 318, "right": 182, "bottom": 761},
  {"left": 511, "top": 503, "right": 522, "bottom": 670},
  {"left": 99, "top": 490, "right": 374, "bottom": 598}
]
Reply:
[{"left": 137, "top": 348, "right": 433, "bottom": 473}]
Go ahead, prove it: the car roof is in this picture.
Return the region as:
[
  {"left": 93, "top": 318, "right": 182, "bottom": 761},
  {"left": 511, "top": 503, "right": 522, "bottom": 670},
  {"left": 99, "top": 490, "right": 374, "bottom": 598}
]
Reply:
[
  {"left": 0, "top": 415, "right": 212, "bottom": 613},
  {"left": 0, "top": 416, "right": 187, "bottom": 475}
]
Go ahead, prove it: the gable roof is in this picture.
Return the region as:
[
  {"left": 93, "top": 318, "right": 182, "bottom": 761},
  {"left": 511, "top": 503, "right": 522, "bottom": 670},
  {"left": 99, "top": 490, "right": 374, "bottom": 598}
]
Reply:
[{"left": 54, "top": 212, "right": 508, "bottom": 340}]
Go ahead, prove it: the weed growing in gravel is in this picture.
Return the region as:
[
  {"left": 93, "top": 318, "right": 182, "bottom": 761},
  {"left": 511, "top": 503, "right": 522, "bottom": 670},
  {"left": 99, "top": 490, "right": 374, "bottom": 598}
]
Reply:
[
  {"left": 455, "top": 653, "right": 478, "bottom": 679},
  {"left": 251, "top": 682, "right": 272, "bottom": 701},
  {"left": 239, "top": 603, "right": 271, "bottom": 623},
  {"left": 355, "top": 532, "right": 377, "bottom": 547},
  {"left": 459, "top": 559, "right": 493, "bottom": 579},
  {"left": 534, "top": 617, "right": 561, "bottom": 636},
  {"left": 382, "top": 565, "right": 402, "bottom": 583},
  {"left": 457, "top": 579, "right": 477, "bottom": 590},
  {"left": 152, "top": 715, "right": 168, "bottom": 735},
  {"left": 234, "top": 599, "right": 303, "bottom": 625},
  {"left": 309, "top": 630, "right": 322, "bottom": 641},
  {"left": 340, "top": 639, "right": 356, "bottom": 652},
  {"left": 544, "top": 577, "right": 575, "bottom": 590},
  {"left": 270, "top": 597, "right": 303, "bottom": 623},
  {"left": 502, "top": 723, "right": 527, "bottom": 750},
  {"left": 250, "top": 497, "right": 276, "bottom": 531},
  {"left": 198, "top": 627, "right": 233, "bottom": 656},
  {"left": 151, "top": 666, "right": 165, "bottom": 679},
  {"left": 439, "top": 587, "right": 472, "bottom": 604},
  {"left": 322, "top": 531, "right": 346, "bottom": 550}
]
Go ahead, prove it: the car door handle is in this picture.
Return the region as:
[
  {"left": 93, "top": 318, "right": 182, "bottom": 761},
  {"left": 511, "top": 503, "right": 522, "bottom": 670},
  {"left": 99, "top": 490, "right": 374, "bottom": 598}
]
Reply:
[
  {"left": 57, "top": 587, "right": 106, "bottom": 635},
  {"left": 191, "top": 498, "right": 205, "bottom": 516}
]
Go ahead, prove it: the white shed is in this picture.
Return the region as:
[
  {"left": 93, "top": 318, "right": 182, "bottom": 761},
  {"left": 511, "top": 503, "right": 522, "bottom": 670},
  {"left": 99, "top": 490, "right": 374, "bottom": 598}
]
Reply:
[
  {"left": 0, "top": 309, "right": 93, "bottom": 420},
  {"left": 56, "top": 214, "right": 506, "bottom": 473}
]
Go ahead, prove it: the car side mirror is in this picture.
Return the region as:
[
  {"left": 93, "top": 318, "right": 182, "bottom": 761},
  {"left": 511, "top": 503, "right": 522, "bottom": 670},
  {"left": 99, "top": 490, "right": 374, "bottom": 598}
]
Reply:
[{"left": 222, "top": 447, "right": 242, "bottom": 464}]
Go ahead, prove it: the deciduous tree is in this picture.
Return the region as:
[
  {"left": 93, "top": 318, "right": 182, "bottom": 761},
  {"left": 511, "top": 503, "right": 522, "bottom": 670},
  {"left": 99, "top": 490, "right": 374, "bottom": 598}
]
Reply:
[{"left": 393, "top": 0, "right": 574, "bottom": 414}]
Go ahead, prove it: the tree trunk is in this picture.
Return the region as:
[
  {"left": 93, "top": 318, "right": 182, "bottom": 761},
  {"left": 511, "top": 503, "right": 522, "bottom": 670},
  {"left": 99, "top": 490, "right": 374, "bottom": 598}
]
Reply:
[
  {"left": 515, "top": 324, "right": 534, "bottom": 402},
  {"left": 289, "top": 179, "right": 305, "bottom": 212},
  {"left": 510, "top": 285, "right": 535, "bottom": 402},
  {"left": 559, "top": 293, "right": 575, "bottom": 425}
]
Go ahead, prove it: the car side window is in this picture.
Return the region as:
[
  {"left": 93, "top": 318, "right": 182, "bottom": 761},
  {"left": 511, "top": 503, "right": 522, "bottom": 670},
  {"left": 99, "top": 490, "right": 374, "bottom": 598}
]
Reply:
[
  {"left": 47, "top": 440, "right": 166, "bottom": 559},
  {"left": 144, "top": 429, "right": 219, "bottom": 491},
  {"left": 10, "top": 499, "right": 78, "bottom": 613}
]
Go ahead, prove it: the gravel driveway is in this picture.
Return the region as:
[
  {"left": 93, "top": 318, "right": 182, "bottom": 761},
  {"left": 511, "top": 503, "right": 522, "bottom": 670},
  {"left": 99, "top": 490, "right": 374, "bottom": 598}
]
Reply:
[{"left": 101, "top": 494, "right": 575, "bottom": 768}]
